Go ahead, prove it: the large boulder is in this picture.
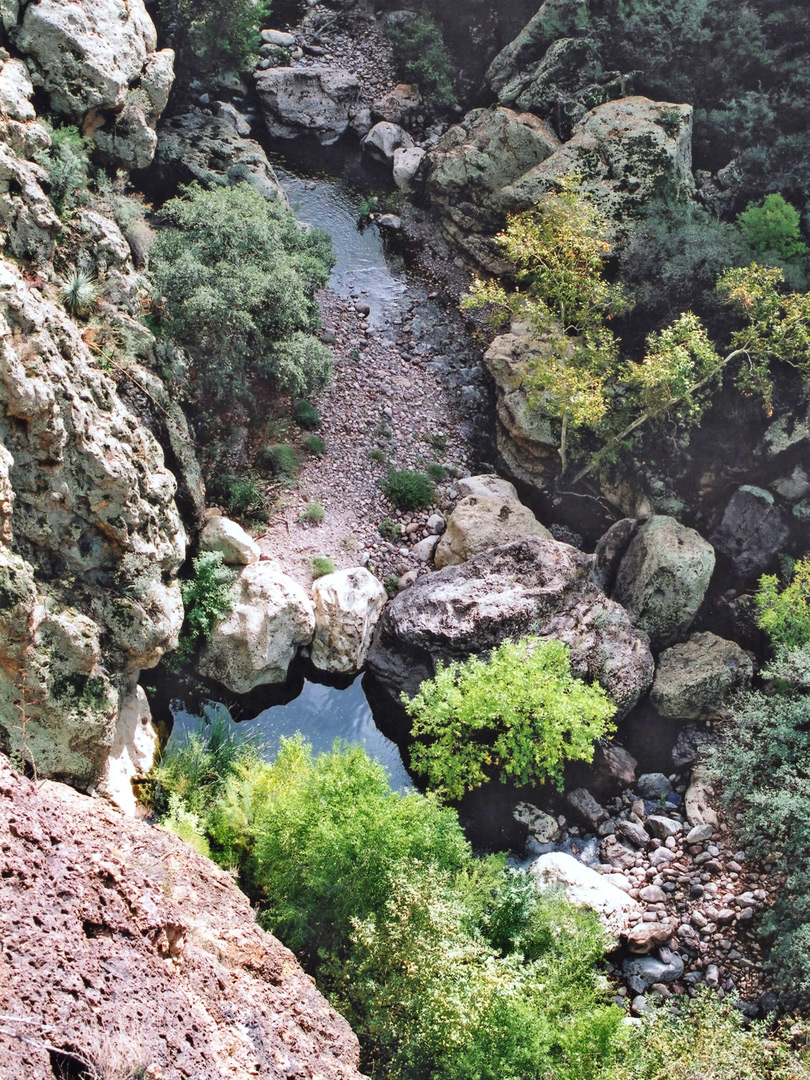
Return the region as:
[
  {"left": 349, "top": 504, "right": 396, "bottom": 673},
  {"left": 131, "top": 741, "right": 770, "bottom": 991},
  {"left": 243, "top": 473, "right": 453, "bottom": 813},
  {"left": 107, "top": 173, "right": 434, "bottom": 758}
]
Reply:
[
  {"left": 711, "top": 485, "right": 790, "bottom": 580},
  {"left": 483, "top": 329, "right": 562, "bottom": 490},
  {"left": 613, "top": 516, "right": 715, "bottom": 650},
  {"left": 254, "top": 66, "right": 360, "bottom": 145},
  {"left": 7, "top": 0, "right": 174, "bottom": 169},
  {"left": 199, "top": 563, "right": 315, "bottom": 694},
  {"left": 367, "top": 537, "right": 654, "bottom": 717},
  {"left": 361, "top": 120, "right": 414, "bottom": 162},
  {"left": 153, "top": 108, "right": 287, "bottom": 203},
  {"left": 311, "top": 567, "right": 388, "bottom": 675},
  {"left": 425, "top": 107, "right": 560, "bottom": 268},
  {"left": 487, "top": 0, "right": 586, "bottom": 97},
  {"left": 501, "top": 97, "right": 694, "bottom": 224},
  {"left": 392, "top": 145, "right": 426, "bottom": 191},
  {"left": 0, "top": 260, "right": 185, "bottom": 798},
  {"left": 435, "top": 486, "right": 552, "bottom": 568},
  {"left": 0, "top": 760, "right": 365, "bottom": 1080},
  {"left": 650, "top": 632, "right": 753, "bottom": 719},
  {"left": 527, "top": 851, "right": 641, "bottom": 941},
  {"left": 200, "top": 514, "right": 260, "bottom": 566}
]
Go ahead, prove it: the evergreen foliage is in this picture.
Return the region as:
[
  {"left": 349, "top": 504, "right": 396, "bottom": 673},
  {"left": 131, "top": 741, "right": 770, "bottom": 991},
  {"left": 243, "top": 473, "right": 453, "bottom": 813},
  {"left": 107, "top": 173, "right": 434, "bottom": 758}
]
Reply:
[
  {"left": 36, "top": 123, "right": 90, "bottom": 217},
  {"left": 387, "top": 16, "right": 457, "bottom": 108},
  {"left": 149, "top": 0, "right": 272, "bottom": 82},
  {"left": 382, "top": 468, "right": 436, "bottom": 510},
  {"left": 150, "top": 183, "right": 334, "bottom": 402},
  {"left": 405, "top": 637, "right": 615, "bottom": 800},
  {"left": 178, "top": 551, "right": 236, "bottom": 657}
]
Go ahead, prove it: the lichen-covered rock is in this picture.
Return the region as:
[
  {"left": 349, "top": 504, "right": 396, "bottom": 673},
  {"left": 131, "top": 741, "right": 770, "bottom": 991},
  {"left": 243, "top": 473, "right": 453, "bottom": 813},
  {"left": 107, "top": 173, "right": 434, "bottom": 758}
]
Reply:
[
  {"left": 425, "top": 107, "right": 560, "bottom": 268},
  {"left": 153, "top": 108, "right": 287, "bottom": 203},
  {"left": 8, "top": 0, "right": 174, "bottom": 169},
  {"left": 527, "top": 850, "right": 641, "bottom": 942},
  {"left": 613, "top": 516, "right": 715, "bottom": 649},
  {"left": 483, "top": 329, "right": 563, "bottom": 489},
  {"left": 0, "top": 758, "right": 365, "bottom": 1080},
  {"left": 367, "top": 537, "right": 653, "bottom": 717},
  {"left": 501, "top": 97, "right": 694, "bottom": 223},
  {"left": 199, "top": 563, "right": 315, "bottom": 694},
  {"left": 311, "top": 567, "right": 388, "bottom": 675},
  {"left": 372, "top": 82, "right": 422, "bottom": 127},
  {"left": 200, "top": 514, "right": 260, "bottom": 566},
  {"left": 0, "top": 259, "right": 185, "bottom": 796},
  {"left": 651, "top": 632, "right": 753, "bottom": 719},
  {"left": 435, "top": 489, "right": 552, "bottom": 568},
  {"left": 711, "top": 484, "right": 790, "bottom": 580},
  {"left": 254, "top": 66, "right": 360, "bottom": 145}
]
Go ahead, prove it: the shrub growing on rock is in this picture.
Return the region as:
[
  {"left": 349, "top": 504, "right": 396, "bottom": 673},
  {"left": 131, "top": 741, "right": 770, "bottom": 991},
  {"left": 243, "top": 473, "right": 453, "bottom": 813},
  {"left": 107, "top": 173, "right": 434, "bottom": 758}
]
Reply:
[
  {"left": 178, "top": 551, "right": 236, "bottom": 657},
  {"left": 36, "top": 123, "right": 90, "bottom": 217},
  {"left": 150, "top": 0, "right": 272, "bottom": 82},
  {"left": 405, "top": 636, "right": 616, "bottom": 800},
  {"left": 150, "top": 182, "right": 334, "bottom": 402}
]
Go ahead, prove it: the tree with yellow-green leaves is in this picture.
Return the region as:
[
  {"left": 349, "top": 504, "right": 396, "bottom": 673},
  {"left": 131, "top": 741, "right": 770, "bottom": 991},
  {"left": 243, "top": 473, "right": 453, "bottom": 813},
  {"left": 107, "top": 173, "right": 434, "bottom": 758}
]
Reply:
[{"left": 465, "top": 180, "right": 810, "bottom": 483}]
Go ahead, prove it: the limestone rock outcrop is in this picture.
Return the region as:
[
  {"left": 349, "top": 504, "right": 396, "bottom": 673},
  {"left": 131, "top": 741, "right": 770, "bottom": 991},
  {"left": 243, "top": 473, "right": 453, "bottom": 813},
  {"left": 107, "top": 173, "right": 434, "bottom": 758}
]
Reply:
[
  {"left": 5, "top": 0, "right": 174, "bottom": 169},
  {"left": 0, "top": 259, "right": 185, "bottom": 797},
  {"left": 0, "top": 758, "right": 365, "bottom": 1080},
  {"left": 651, "top": 632, "right": 753, "bottom": 719},
  {"left": 367, "top": 537, "right": 653, "bottom": 716},
  {"left": 527, "top": 851, "right": 641, "bottom": 942},
  {"left": 613, "top": 516, "right": 715, "bottom": 649},
  {"left": 435, "top": 480, "right": 552, "bottom": 568},
  {"left": 361, "top": 120, "right": 414, "bottom": 162},
  {"left": 311, "top": 567, "right": 388, "bottom": 675},
  {"left": 199, "top": 563, "right": 315, "bottom": 694},
  {"left": 255, "top": 66, "right": 361, "bottom": 145}
]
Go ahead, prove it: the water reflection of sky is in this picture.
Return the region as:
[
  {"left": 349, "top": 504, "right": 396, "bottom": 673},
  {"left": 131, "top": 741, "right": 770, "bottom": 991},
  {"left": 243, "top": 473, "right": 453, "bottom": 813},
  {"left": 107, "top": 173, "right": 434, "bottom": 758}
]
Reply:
[{"left": 170, "top": 676, "right": 413, "bottom": 792}]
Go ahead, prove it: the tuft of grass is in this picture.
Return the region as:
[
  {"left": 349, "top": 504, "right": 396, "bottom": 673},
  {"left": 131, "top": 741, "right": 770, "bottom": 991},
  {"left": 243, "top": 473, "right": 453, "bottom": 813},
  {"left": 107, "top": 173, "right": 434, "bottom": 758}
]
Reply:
[
  {"left": 369, "top": 448, "right": 386, "bottom": 464},
  {"left": 257, "top": 443, "right": 300, "bottom": 480},
  {"left": 426, "top": 462, "right": 448, "bottom": 483},
  {"left": 304, "top": 434, "right": 326, "bottom": 455},
  {"left": 294, "top": 400, "right": 322, "bottom": 430},
  {"left": 311, "top": 555, "right": 336, "bottom": 578},
  {"left": 384, "top": 573, "right": 402, "bottom": 595},
  {"left": 299, "top": 501, "right": 325, "bottom": 525},
  {"left": 382, "top": 468, "right": 435, "bottom": 511}
]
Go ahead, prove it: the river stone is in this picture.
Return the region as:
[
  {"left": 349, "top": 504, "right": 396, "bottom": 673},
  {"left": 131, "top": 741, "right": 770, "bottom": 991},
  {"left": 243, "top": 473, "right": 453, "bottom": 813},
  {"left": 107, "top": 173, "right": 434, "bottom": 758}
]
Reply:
[
  {"left": 102, "top": 684, "right": 157, "bottom": 816},
  {"left": 310, "top": 567, "right": 388, "bottom": 675},
  {"left": 392, "top": 146, "right": 426, "bottom": 191},
  {"left": 361, "top": 121, "right": 414, "bottom": 162},
  {"left": 613, "top": 515, "right": 715, "bottom": 650},
  {"left": 622, "top": 949, "right": 684, "bottom": 992},
  {"left": 527, "top": 851, "right": 641, "bottom": 941},
  {"left": 199, "top": 564, "right": 315, "bottom": 694},
  {"left": 261, "top": 29, "right": 295, "bottom": 47},
  {"left": 254, "top": 66, "right": 361, "bottom": 145},
  {"left": 635, "top": 773, "right": 672, "bottom": 800},
  {"left": 565, "top": 787, "right": 608, "bottom": 830},
  {"left": 514, "top": 801, "right": 560, "bottom": 844},
  {"left": 434, "top": 491, "right": 552, "bottom": 568},
  {"left": 711, "top": 485, "right": 790, "bottom": 580},
  {"left": 200, "top": 515, "right": 260, "bottom": 566},
  {"left": 646, "top": 815, "right": 682, "bottom": 841},
  {"left": 367, "top": 537, "right": 654, "bottom": 717},
  {"left": 650, "top": 631, "right": 753, "bottom": 719},
  {"left": 684, "top": 766, "right": 719, "bottom": 830}
]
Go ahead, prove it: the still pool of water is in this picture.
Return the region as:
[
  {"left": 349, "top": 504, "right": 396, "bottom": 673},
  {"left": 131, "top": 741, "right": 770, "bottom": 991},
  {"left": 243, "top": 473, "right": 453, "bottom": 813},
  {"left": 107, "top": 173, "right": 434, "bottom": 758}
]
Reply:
[{"left": 169, "top": 676, "right": 413, "bottom": 792}]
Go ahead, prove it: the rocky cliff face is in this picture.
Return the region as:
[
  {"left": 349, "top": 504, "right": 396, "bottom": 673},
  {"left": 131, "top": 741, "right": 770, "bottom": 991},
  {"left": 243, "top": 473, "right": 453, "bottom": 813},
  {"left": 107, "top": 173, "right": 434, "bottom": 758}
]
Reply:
[
  {"left": 0, "top": 758, "right": 366, "bottom": 1080},
  {"left": 0, "top": 13, "right": 186, "bottom": 809}
]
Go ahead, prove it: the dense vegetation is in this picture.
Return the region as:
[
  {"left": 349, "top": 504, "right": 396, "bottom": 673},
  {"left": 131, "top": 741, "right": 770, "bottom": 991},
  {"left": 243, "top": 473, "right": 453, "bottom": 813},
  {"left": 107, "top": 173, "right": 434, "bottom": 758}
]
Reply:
[
  {"left": 148, "top": 0, "right": 272, "bottom": 83},
  {"left": 406, "top": 637, "right": 615, "bottom": 799},
  {"left": 153, "top": 726, "right": 810, "bottom": 1080}
]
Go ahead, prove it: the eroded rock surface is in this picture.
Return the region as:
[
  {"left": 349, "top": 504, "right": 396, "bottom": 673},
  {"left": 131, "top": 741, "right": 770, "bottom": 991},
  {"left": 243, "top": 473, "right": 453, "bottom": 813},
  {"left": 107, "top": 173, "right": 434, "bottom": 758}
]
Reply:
[
  {"left": 651, "top": 632, "right": 753, "bottom": 719},
  {"left": 367, "top": 537, "right": 653, "bottom": 716},
  {"left": 0, "top": 758, "right": 365, "bottom": 1080},
  {"left": 435, "top": 484, "right": 552, "bottom": 568},
  {"left": 255, "top": 66, "right": 360, "bottom": 145},
  {"left": 311, "top": 566, "right": 388, "bottom": 674}
]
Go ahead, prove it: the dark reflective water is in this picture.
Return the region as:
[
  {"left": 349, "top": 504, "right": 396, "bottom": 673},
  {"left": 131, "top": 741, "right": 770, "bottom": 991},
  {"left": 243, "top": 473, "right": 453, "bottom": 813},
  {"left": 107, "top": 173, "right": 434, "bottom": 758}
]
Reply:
[{"left": 170, "top": 675, "right": 413, "bottom": 792}]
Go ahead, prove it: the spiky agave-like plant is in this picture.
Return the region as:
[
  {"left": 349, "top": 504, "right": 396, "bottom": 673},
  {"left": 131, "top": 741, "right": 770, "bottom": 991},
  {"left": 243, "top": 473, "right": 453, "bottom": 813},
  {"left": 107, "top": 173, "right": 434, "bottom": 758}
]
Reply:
[{"left": 59, "top": 268, "right": 97, "bottom": 317}]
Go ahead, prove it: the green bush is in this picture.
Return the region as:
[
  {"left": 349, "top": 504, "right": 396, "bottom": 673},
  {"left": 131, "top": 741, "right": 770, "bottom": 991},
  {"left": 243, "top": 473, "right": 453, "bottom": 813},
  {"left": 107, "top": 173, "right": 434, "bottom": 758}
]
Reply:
[
  {"left": 37, "top": 123, "right": 90, "bottom": 217},
  {"left": 387, "top": 15, "right": 457, "bottom": 109},
  {"left": 178, "top": 551, "right": 236, "bottom": 656},
  {"left": 756, "top": 557, "right": 810, "bottom": 652},
  {"left": 377, "top": 517, "right": 400, "bottom": 540},
  {"left": 151, "top": 182, "right": 334, "bottom": 402},
  {"left": 258, "top": 444, "right": 300, "bottom": 480},
  {"left": 299, "top": 501, "right": 325, "bottom": 525},
  {"left": 294, "top": 400, "right": 322, "bottom": 430},
  {"left": 311, "top": 555, "right": 335, "bottom": 577},
  {"left": 738, "top": 193, "right": 808, "bottom": 261},
  {"left": 209, "top": 474, "right": 268, "bottom": 519},
  {"left": 426, "top": 462, "right": 447, "bottom": 482},
  {"left": 382, "top": 469, "right": 435, "bottom": 511},
  {"left": 405, "top": 637, "right": 616, "bottom": 800},
  {"left": 149, "top": 0, "right": 271, "bottom": 82},
  {"left": 303, "top": 434, "right": 326, "bottom": 455}
]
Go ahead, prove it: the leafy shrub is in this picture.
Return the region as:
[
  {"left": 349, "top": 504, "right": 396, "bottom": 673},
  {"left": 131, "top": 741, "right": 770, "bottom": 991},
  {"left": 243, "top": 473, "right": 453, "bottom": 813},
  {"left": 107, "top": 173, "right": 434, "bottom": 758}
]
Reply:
[
  {"left": 405, "top": 637, "right": 616, "bottom": 800},
  {"left": 382, "top": 468, "right": 435, "bottom": 511},
  {"left": 383, "top": 574, "right": 401, "bottom": 595},
  {"left": 151, "top": 182, "right": 334, "bottom": 402},
  {"left": 149, "top": 0, "right": 272, "bottom": 82},
  {"left": 258, "top": 443, "right": 299, "bottom": 480},
  {"left": 59, "top": 269, "right": 97, "bottom": 317},
  {"left": 178, "top": 551, "right": 236, "bottom": 656},
  {"left": 425, "top": 462, "right": 447, "bottom": 482},
  {"left": 377, "top": 517, "right": 400, "bottom": 540},
  {"left": 294, "top": 399, "right": 322, "bottom": 430},
  {"left": 713, "top": 690, "right": 810, "bottom": 1010},
  {"left": 369, "top": 448, "right": 386, "bottom": 463},
  {"left": 209, "top": 474, "right": 267, "bottom": 519},
  {"left": 387, "top": 16, "right": 457, "bottom": 108},
  {"left": 303, "top": 434, "right": 326, "bottom": 455},
  {"left": 299, "top": 501, "right": 325, "bottom": 525},
  {"left": 37, "top": 123, "right": 90, "bottom": 217},
  {"left": 738, "top": 193, "right": 808, "bottom": 261},
  {"left": 756, "top": 557, "right": 810, "bottom": 652},
  {"left": 311, "top": 555, "right": 336, "bottom": 578}
]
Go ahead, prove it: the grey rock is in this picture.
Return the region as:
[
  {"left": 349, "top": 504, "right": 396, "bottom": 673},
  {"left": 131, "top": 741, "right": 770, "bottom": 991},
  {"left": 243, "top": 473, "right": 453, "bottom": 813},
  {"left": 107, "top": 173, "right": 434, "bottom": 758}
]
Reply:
[
  {"left": 613, "top": 515, "right": 715, "bottom": 649},
  {"left": 592, "top": 518, "right": 639, "bottom": 594},
  {"left": 636, "top": 773, "right": 673, "bottom": 800},
  {"left": 434, "top": 488, "right": 551, "bottom": 568},
  {"left": 514, "top": 801, "right": 560, "bottom": 843},
  {"left": 361, "top": 120, "right": 414, "bottom": 162},
  {"left": 651, "top": 631, "right": 753, "bottom": 719},
  {"left": 685, "top": 823, "right": 714, "bottom": 845},
  {"left": 616, "top": 819, "right": 650, "bottom": 849},
  {"left": 646, "top": 815, "right": 682, "bottom": 841},
  {"left": 711, "top": 485, "right": 790, "bottom": 580},
  {"left": 200, "top": 515, "right": 260, "bottom": 566},
  {"left": 254, "top": 66, "right": 360, "bottom": 145},
  {"left": 426, "top": 513, "right": 445, "bottom": 535},
  {"left": 311, "top": 568, "right": 387, "bottom": 675},
  {"left": 622, "top": 950, "right": 684, "bottom": 993},
  {"left": 367, "top": 537, "right": 654, "bottom": 718},
  {"left": 566, "top": 787, "right": 608, "bottom": 830}
]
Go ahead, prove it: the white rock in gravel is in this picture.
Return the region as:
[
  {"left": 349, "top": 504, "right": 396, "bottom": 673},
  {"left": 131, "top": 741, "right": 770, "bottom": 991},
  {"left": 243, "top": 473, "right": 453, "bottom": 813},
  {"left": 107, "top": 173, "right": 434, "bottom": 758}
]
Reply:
[
  {"left": 200, "top": 563, "right": 315, "bottom": 693},
  {"left": 392, "top": 145, "right": 425, "bottom": 190},
  {"left": 527, "top": 851, "right": 641, "bottom": 941},
  {"left": 413, "top": 535, "right": 440, "bottom": 563},
  {"left": 200, "top": 514, "right": 260, "bottom": 565},
  {"left": 102, "top": 684, "right": 157, "bottom": 817},
  {"left": 311, "top": 567, "right": 388, "bottom": 674}
]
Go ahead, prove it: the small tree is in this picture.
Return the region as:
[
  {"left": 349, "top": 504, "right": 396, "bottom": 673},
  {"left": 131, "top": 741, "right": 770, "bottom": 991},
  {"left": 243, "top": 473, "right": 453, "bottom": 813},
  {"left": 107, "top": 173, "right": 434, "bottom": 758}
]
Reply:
[
  {"left": 738, "top": 193, "right": 808, "bottom": 261},
  {"left": 405, "top": 636, "right": 616, "bottom": 800}
]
